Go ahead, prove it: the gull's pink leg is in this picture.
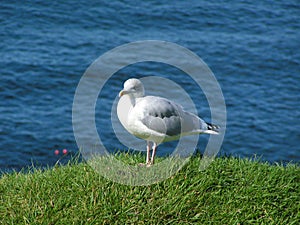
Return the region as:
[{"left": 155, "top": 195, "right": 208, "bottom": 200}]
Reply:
[
  {"left": 149, "top": 142, "right": 157, "bottom": 166},
  {"left": 146, "top": 141, "right": 151, "bottom": 165},
  {"left": 139, "top": 141, "right": 152, "bottom": 167}
]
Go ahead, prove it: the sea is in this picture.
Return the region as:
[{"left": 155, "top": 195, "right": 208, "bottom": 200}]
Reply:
[{"left": 1, "top": 0, "right": 299, "bottom": 172}]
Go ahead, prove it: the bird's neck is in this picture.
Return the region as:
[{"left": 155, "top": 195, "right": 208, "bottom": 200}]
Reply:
[{"left": 129, "top": 95, "right": 137, "bottom": 107}]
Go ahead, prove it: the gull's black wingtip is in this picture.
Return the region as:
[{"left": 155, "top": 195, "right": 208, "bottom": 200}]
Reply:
[{"left": 206, "top": 122, "right": 220, "bottom": 133}]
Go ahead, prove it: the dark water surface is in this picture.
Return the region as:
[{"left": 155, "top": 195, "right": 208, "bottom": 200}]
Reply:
[{"left": 1, "top": 0, "right": 299, "bottom": 171}]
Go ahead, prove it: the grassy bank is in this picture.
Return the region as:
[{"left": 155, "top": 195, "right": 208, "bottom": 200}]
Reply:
[{"left": 0, "top": 154, "right": 299, "bottom": 224}]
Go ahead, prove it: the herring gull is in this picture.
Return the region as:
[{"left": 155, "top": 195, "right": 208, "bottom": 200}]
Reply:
[{"left": 118, "top": 78, "right": 219, "bottom": 166}]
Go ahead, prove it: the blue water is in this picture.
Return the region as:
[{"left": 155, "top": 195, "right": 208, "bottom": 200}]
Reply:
[{"left": 1, "top": 0, "right": 299, "bottom": 172}]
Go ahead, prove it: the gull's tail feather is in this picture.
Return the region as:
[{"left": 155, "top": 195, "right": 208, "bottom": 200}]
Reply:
[{"left": 205, "top": 122, "right": 219, "bottom": 135}]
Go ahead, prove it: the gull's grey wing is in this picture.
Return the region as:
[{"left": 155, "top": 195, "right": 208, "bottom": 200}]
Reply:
[{"left": 137, "top": 96, "right": 197, "bottom": 136}]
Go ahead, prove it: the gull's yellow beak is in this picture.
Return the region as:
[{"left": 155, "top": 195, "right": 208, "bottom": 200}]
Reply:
[{"left": 119, "top": 90, "right": 127, "bottom": 97}]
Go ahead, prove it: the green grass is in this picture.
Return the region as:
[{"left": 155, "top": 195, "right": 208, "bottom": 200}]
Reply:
[{"left": 0, "top": 153, "right": 299, "bottom": 224}]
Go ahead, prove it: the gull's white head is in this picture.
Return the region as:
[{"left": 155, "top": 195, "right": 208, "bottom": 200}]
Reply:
[{"left": 119, "top": 78, "right": 145, "bottom": 98}]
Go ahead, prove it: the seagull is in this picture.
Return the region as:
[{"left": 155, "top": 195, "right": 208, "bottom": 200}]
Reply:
[{"left": 118, "top": 78, "right": 219, "bottom": 166}]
